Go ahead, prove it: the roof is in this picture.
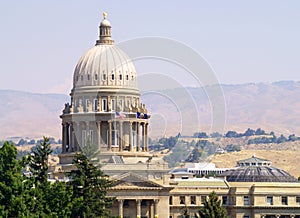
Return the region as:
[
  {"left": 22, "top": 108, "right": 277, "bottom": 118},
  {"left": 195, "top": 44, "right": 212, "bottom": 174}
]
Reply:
[
  {"left": 174, "top": 178, "right": 229, "bottom": 188},
  {"left": 221, "top": 166, "right": 298, "bottom": 183}
]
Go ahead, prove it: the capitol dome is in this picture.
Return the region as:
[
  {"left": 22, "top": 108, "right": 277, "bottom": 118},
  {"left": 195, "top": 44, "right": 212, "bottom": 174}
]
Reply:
[
  {"left": 72, "top": 12, "right": 138, "bottom": 93},
  {"left": 221, "top": 155, "right": 298, "bottom": 183}
]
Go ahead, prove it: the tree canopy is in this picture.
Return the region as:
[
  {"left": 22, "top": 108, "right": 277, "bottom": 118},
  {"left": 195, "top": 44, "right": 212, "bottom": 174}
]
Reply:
[{"left": 196, "top": 192, "right": 228, "bottom": 218}]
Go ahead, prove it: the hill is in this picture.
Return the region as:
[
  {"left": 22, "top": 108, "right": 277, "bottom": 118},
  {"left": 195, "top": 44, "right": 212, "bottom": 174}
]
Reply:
[
  {"left": 0, "top": 90, "right": 68, "bottom": 140},
  {"left": 210, "top": 144, "right": 300, "bottom": 178},
  {"left": 1, "top": 81, "right": 300, "bottom": 139}
]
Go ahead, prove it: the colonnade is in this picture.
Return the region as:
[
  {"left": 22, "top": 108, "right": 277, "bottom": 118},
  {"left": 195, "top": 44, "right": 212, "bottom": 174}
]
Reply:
[
  {"left": 61, "top": 119, "right": 149, "bottom": 153},
  {"left": 117, "top": 199, "right": 159, "bottom": 218}
]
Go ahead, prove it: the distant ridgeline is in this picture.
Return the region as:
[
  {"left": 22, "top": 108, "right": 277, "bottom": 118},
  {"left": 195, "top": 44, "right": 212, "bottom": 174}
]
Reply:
[{"left": 148, "top": 128, "right": 300, "bottom": 168}]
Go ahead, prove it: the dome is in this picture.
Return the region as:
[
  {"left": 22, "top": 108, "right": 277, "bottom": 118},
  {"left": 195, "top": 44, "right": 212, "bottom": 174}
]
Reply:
[
  {"left": 73, "top": 44, "right": 138, "bottom": 90},
  {"left": 100, "top": 19, "right": 111, "bottom": 27},
  {"left": 221, "top": 156, "right": 298, "bottom": 183},
  {"left": 72, "top": 12, "right": 139, "bottom": 93},
  {"left": 222, "top": 166, "right": 297, "bottom": 182}
]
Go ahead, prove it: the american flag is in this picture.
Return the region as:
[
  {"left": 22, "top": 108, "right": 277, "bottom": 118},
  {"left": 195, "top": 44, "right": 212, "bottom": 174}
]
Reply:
[{"left": 115, "top": 111, "right": 126, "bottom": 119}]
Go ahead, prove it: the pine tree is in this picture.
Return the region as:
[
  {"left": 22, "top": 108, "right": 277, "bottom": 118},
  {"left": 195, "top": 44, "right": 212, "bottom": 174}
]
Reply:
[
  {"left": 28, "top": 136, "right": 52, "bottom": 185},
  {"left": 26, "top": 137, "right": 73, "bottom": 217},
  {"left": 196, "top": 191, "right": 228, "bottom": 218},
  {"left": 68, "top": 152, "right": 115, "bottom": 218}
]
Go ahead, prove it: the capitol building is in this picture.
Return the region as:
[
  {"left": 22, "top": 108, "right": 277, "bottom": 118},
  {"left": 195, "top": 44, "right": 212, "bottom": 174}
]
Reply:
[{"left": 52, "top": 13, "right": 300, "bottom": 218}]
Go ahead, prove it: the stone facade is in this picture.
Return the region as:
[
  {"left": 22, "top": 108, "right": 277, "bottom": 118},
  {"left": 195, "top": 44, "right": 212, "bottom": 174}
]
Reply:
[{"left": 54, "top": 13, "right": 300, "bottom": 218}]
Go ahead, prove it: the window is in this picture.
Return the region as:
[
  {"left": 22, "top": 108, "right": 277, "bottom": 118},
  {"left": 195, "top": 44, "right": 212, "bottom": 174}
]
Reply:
[
  {"left": 93, "top": 99, "right": 98, "bottom": 112},
  {"left": 297, "top": 196, "right": 300, "bottom": 205},
  {"left": 222, "top": 196, "right": 228, "bottom": 205},
  {"left": 141, "top": 200, "right": 147, "bottom": 206},
  {"left": 126, "top": 75, "right": 129, "bottom": 80},
  {"left": 95, "top": 74, "right": 98, "bottom": 80},
  {"left": 123, "top": 200, "right": 129, "bottom": 207},
  {"left": 119, "top": 74, "right": 122, "bottom": 80},
  {"left": 82, "top": 130, "right": 86, "bottom": 147},
  {"left": 190, "top": 196, "right": 196, "bottom": 205},
  {"left": 102, "top": 98, "right": 107, "bottom": 111},
  {"left": 86, "top": 99, "right": 90, "bottom": 111},
  {"left": 243, "top": 216, "right": 250, "bottom": 218},
  {"left": 201, "top": 196, "right": 206, "bottom": 203},
  {"left": 82, "top": 130, "right": 93, "bottom": 147},
  {"left": 111, "top": 130, "right": 119, "bottom": 147},
  {"left": 81, "top": 75, "right": 83, "bottom": 80},
  {"left": 244, "top": 196, "right": 249, "bottom": 205},
  {"left": 111, "top": 99, "right": 116, "bottom": 111},
  {"left": 267, "top": 196, "right": 273, "bottom": 205},
  {"left": 169, "top": 196, "right": 173, "bottom": 205},
  {"left": 103, "top": 73, "right": 106, "bottom": 80},
  {"left": 112, "top": 74, "right": 114, "bottom": 80},
  {"left": 87, "top": 74, "right": 90, "bottom": 80},
  {"left": 282, "top": 196, "right": 288, "bottom": 205},
  {"left": 179, "top": 196, "right": 185, "bottom": 205}
]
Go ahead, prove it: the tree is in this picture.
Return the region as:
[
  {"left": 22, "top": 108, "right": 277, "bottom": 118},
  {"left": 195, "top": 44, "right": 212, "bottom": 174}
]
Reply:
[
  {"left": 28, "top": 136, "right": 52, "bottom": 185},
  {"left": 68, "top": 153, "right": 115, "bottom": 218},
  {"left": 180, "top": 205, "right": 190, "bottom": 218},
  {"left": 196, "top": 191, "right": 227, "bottom": 218},
  {"left": 26, "top": 137, "right": 73, "bottom": 217},
  {"left": 0, "top": 141, "right": 31, "bottom": 217},
  {"left": 243, "top": 128, "right": 255, "bottom": 137}
]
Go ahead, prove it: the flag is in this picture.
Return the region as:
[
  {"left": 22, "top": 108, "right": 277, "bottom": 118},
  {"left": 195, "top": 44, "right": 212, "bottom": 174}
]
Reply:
[
  {"left": 136, "top": 111, "right": 141, "bottom": 118},
  {"left": 115, "top": 111, "right": 126, "bottom": 119}
]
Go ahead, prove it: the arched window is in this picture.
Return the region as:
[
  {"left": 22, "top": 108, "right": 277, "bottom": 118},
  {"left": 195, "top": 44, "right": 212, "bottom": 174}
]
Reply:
[
  {"left": 126, "top": 75, "right": 129, "bottom": 80},
  {"left": 119, "top": 74, "right": 122, "bottom": 80},
  {"left": 112, "top": 74, "right": 115, "bottom": 80},
  {"left": 95, "top": 74, "right": 98, "bottom": 80}
]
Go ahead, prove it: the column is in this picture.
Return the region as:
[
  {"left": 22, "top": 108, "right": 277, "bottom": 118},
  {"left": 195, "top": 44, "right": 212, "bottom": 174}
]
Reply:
[
  {"left": 118, "top": 199, "right": 124, "bottom": 218},
  {"left": 66, "top": 123, "right": 70, "bottom": 150},
  {"left": 62, "top": 123, "right": 66, "bottom": 153},
  {"left": 154, "top": 199, "right": 159, "bottom": 218},
  {"left": 136, "top": 199, "right": 141, "bottom": 218},
  {"left": 119, "top": 121, "right": 123, "bottom": 152},
  {"left": 141, "top": 123, "right": 145, "bottom": 151},
  {"left": 145, "top": 123, "right": 148, "bottom": 152},
  {"left": 150, "top": 201, "right": 154, "bottom": 218},
  {"left": 109, "top": 121, "right": 112, "bottom": 151},
  {"left": 136, "top": 122, "right": 140, "bottom": 152},
  {"left": 129, "top": 122, "right": 133, "bottom": 151},
  {"left": 97, "top": 121, "right": 101, "bottom": 151},
  {"left": 77, "top": 122, "right": 82, "bottom": 151},
  {"left": 69, "top": 122, "right": 73, "bottom": 152},
  {"left": 73, "top": 122, "right": 78, "bottom": 151}
]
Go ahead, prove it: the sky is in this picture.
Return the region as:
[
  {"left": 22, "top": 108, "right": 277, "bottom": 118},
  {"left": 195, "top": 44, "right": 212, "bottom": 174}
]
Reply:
[{"left": 0, "top": 1, "right": 300, "bottom": 94}]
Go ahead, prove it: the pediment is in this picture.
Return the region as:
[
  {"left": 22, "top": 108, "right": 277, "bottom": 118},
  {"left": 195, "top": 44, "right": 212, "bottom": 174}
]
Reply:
[{"left": 111, "top": 173, "right": 163, "bottom": 189}]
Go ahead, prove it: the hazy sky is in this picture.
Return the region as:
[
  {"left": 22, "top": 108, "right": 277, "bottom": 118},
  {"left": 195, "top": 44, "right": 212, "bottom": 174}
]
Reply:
[{"left": 1, "top": 1, "right": 300, "bottom": 94}]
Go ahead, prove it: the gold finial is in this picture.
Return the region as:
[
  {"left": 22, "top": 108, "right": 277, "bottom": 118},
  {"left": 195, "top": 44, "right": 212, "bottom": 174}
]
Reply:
[{"left": 103, "top": 12, "right": 107, "bottom": 19}]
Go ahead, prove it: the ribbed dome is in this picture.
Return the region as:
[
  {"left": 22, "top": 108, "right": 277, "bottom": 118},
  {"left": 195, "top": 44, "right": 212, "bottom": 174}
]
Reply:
[
  {"left": 222, "top": 166, "right": 297, "bottom": 182},
  {"left": 221, "top": 156, "right": 298, "bottom": 183},
  {"left": 73, "top": 44, "right": 138, "bottom": 89}
]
